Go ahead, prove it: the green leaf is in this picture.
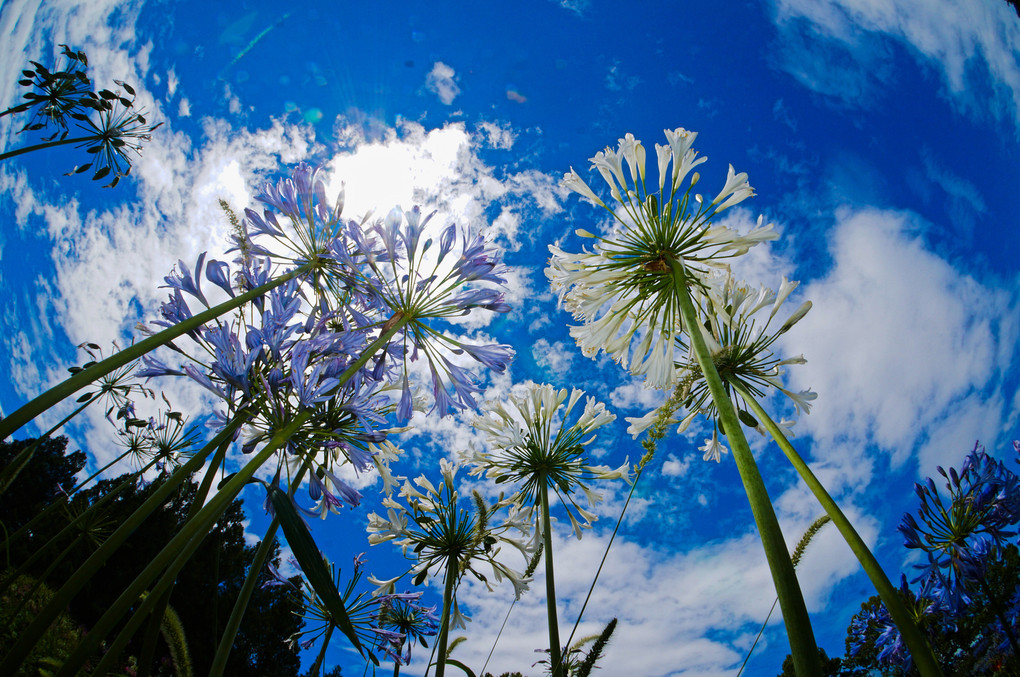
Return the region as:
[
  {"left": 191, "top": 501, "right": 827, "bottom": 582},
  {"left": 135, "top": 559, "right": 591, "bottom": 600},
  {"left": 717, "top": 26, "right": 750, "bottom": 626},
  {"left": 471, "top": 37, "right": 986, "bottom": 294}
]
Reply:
[
  {"left": 266, "top": 484, "right": 364, "bottom": 654},
  {"left": 76, "top": 392, "right": 94, "bottom": 403},
  {"left": 444, "top": 659, "right": 477, "bottom": 677}
]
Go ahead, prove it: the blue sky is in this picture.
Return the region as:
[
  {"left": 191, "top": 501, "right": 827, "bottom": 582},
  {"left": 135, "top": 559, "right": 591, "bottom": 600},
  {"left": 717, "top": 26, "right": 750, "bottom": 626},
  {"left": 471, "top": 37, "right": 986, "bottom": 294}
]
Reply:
[{"left": 1, "top": 1, "right": 1019, "bottom": 675}]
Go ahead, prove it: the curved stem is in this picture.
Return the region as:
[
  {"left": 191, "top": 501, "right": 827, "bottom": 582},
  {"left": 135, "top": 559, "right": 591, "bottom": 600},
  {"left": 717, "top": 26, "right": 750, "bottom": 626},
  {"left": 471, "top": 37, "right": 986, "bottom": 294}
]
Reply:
[
  {"left": 734, "top": 382, "right": 945, "bottom": 677},
  {"left": 0, "top": 455, "right": 161, "bottom": 600},
  {"left": 50, "top": 410, "right": 311, "bottom": 677},
  {"left": 0, "top": 397, "right": 91, "bottom": 496},
  {"left": 0, "top": 262, "right": 312, "bottom": 441},
  {"left": 539, "top": 478, "right": 563, "bottom": 677},
  {"left": 0, "top": 135, "right": 92, "bottom": 161},
  {"left": 138, "top": 435, "right": 234, "bottom": 677},
  {"left": 668, "top": 257, "right": 821, "bottom": 677}
]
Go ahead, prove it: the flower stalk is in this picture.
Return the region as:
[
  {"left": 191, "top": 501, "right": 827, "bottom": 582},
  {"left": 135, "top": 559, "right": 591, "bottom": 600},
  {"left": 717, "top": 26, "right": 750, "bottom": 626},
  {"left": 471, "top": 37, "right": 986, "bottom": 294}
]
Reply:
[
  {"left": 668, "top": 256, "right": 822, "bottom": 677},
  {"left": 434, "top": 555, "right": 459, "bottom": 677},
  {"left": 733, "top": 381, "right": 945, "bottom": 677},
  {"left": 539, "top": 477, "right": 563, "bottom": 677},
  {"left": 0, "top": 262, "right": 312, "bottom": 442}
]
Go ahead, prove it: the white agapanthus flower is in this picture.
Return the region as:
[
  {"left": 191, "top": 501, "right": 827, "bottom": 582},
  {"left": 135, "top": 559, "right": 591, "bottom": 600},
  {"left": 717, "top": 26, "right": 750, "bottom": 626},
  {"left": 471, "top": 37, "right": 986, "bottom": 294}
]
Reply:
[
  {"left": 549, "top": 128, "right": 777, "bottom": 389},
  {"left": 627, "top": 270, "right": 817, "bottom": 458},
  {"left": 466, "top": 382, "right": 629, "bottom": 539},
  {"left": 365, "top": 458, "right": 534, "bottom": 598}
]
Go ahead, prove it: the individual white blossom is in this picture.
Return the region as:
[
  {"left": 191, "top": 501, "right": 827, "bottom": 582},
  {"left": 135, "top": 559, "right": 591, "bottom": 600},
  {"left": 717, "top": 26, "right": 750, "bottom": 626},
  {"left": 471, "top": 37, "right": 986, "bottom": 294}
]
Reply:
[{"left": 549, "top": 128, "right": 777, "bottom": 389}]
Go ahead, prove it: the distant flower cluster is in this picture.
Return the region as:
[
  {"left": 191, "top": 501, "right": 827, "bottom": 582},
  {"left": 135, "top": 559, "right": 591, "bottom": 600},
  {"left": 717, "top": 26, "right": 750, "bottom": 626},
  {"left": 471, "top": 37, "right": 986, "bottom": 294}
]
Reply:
[{"left": 848, "top": 442, "right": 1020, "bottom": 673}]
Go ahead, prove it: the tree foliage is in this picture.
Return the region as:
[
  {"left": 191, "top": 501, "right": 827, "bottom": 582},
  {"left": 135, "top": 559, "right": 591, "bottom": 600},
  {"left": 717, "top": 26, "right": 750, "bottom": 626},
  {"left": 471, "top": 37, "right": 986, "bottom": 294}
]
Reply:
[{"left": 0, "top": 435, "right": 306, "bottom": 676}]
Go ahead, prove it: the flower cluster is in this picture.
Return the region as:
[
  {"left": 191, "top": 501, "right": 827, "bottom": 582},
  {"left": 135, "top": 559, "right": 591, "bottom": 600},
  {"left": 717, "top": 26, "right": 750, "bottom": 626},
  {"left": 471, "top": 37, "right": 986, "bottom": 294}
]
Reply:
[
  {"left": 234, "top": 163, "right": 515, "bottom": 420},
  {"left": 641, "top": 271, "right": 816, "bottom": 460},
  {"left": 548, "top": 129, "right": 777, "bottom": 388},
  {"left": 270, "top": 553, "right": 433, "bottom": 666},
  {"left": 466, "top": 382, "right": 629, "bottom": 538},
  {"left": 140, "top": 162, "right": 519, "bottom": 510},
  {"left": 850, "top": 442, "right": 1020, "bottom": 673},
  {"left": 367, "top": 458, "right": 534, "bottom": 607},
  {"left": 899, "top": 443, "right": 1020, "bottom": 611}
]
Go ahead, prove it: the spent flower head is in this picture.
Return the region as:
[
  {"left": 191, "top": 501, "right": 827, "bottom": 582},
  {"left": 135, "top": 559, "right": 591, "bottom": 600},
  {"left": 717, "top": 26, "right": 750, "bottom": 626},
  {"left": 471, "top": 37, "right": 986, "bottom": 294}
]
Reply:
[
  {"left": 549, "top": 128, "right": 777, "bottom": 388},
  {"left": 466, "top": 382, "right": 629, "bottom": 539}
]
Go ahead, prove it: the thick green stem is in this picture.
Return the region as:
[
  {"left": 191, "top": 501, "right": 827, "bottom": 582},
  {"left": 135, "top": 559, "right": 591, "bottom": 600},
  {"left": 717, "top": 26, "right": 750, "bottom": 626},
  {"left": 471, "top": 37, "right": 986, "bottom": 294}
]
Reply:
[
  {"left": 0, "top": 454, "right": 161, "bottom": 599},
  {"left": 538, "top": 479, "right": 563, "bottom": 677},
  {"left": 0, "top": 262, "right": 312, "bottom": 441},
  {"left": 209, "top": 519, "right": 281, "bottom": 676},
  {"left": 0, "top": 413, "right": 246, "bottom": 675},
  {"left": 137, "top": 435, "right": 234, "bottom": 677},
  {"left": 49, "top": 410, "right": 312, "bottom": 677},
  {"left": 734, "top": 382, "right": 945, "bottom": 677},
  {"left": 0, "top": 135, "right": 92, "bottom": 161},
  {"left": 434, "top": 555, "right": 459, "bottom": 677},
  {"left": 668, "top": 257, "right": 821, "bottom": 677}
]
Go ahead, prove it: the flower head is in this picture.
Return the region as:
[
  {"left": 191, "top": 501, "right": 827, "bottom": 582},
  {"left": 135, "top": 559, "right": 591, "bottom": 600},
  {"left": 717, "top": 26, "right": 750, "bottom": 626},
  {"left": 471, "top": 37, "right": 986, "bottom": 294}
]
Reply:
[
  {"left": 550, "top": 128, "right": 777, "bottom": 388},
  {"left": 673, "top": 271, "right": 816, "bottom": 441},
  {"left": 467, "top": 383, "right": 628, "bottom": 539},
  {"left": 898, "top": 442, "right": 1020, "bottom": 613},
  {"left": 366, "top": 459, "right": 534, "bottom": 600}
]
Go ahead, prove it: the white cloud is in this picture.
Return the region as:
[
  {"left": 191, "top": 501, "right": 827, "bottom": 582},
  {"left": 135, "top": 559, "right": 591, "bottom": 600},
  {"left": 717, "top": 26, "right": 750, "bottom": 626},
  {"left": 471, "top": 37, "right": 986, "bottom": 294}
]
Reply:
[
  {"left": 177, "top": 97, "right": 191, "bottom": 117},
  {"left": 426, "top": 61, "right": 461, "bottom": 105},
  {"left": 784, "top": 207, "right": 1018, "bottom": 477},
  {"left": 449, "top": 512, "right": 861, "bottom": 677},
  {"left": 531, "top": 338, "right": 575, "bottom": 377},
  {"left": 769, "top": 0, "right": 1020, "bottom": 127},
  {"left": 609, "top": 379, "right": 663, "bottom": 412}
]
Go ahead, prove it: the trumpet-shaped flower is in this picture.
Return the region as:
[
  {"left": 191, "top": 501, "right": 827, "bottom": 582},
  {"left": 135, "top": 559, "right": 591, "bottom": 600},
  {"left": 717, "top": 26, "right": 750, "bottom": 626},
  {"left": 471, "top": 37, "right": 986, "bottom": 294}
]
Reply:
[
  {"left": 467, "top": 382, "right": 629, "bottom": 539},
  {"left": 673, "top": 270, "right": 816, "bottom": 443},
  {"left": 332, "top": 206, "right": 515, "bottom": 419},
  {"left": 549, "top": 128, "right": 777, "bottom": 388}
]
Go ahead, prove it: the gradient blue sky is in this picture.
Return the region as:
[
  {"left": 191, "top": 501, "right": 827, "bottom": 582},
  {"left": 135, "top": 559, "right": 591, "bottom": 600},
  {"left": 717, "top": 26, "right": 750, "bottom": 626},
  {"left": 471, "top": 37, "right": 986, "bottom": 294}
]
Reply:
[{"left": 2, "top": 1, "right": 1019, "bottom": 675}]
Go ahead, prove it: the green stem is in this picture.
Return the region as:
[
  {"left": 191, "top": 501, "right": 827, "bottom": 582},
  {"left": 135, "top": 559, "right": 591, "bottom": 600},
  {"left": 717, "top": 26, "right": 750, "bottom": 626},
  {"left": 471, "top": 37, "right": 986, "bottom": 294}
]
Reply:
[
  {"left": 735, "top": 383, "right": 945, "bottom": 677},
  {"left": 0, "top": 135, "right": 92, "bottom": 161},
  {"left": 539, "top": 478, "right": 563, "bottom": 677},
  {"left": 0, "top": 262, "right": 312, "bottom": 441},
  {"left": 0, "top": 532, "right": 85, "bottom": 633},
  {"left": 308, "top": 624, "right": 334, "bottom": 677},
  {"left": 434, "top": 555, "right": 459, "bottom": 677},
  {"left": 0, "top": 413, "right": 246, "bottom": 675},
  {"left": 137, "top": 435, "right": 234, "bottom": 677},
  {"left": 667, "top": 257, "right": 821, "bottom": 677},
  {"left": 50, "top": 410, "right": 312, "bottom": 677},
  {"left": 0, "top": 454, "right": 161, "bottom": 600},
  {"left": 208, "top": 519, "right": 280, "bottom": 676}
]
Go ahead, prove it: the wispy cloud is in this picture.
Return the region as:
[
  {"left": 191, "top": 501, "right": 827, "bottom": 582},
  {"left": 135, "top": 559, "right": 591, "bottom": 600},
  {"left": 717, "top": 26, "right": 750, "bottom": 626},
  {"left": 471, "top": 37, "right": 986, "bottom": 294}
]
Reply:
[
  {"left": 784, "top": 206, "right": 1018, "bottom": 477},
  {"left": 769, "top": 0, "right": 1020, "bottom": 128}
]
